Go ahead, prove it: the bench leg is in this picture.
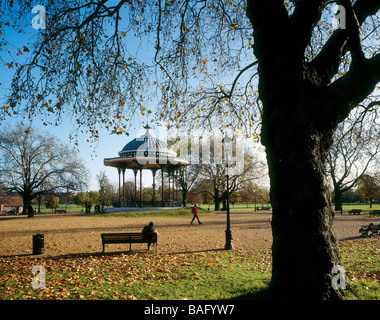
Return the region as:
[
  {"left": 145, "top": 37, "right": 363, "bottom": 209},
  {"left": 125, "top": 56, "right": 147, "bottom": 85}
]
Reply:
[{"left": 130, "top": 243, "right": 132, "bottom": 251}]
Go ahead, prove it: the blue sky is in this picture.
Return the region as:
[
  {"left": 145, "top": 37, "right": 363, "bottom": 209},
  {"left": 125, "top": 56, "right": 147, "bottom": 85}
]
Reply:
[
  {"left": 1, "top": 103, "right": 158, "bottom": 191},
  {"left": 0, "top": 3, "right": 265, "bottom": 192},
  {"left": 0, "top": 12, "right": 162, "bottom": 190}
]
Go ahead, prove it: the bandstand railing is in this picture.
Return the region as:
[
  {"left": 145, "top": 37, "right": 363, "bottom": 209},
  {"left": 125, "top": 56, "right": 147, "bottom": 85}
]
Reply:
[{"left": 113, "top": 200, "right": 182, "bottom": 208}]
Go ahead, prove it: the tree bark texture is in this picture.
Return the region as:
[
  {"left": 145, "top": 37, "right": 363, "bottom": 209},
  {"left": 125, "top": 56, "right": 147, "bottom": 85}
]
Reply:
[
  {"left": 21, "top": 189, "right": 35, "bottom": 218},
  {"left": 262, "top": 98, "right": 341, "bottom": 299},
  {"left": 247, "top": 0, "right": 380, "bottom": 299}
]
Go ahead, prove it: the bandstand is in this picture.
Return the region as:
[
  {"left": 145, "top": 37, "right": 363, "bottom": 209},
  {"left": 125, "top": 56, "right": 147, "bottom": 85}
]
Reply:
[{"left": 104, "top": 125, "right": 190, "bottom": 210}]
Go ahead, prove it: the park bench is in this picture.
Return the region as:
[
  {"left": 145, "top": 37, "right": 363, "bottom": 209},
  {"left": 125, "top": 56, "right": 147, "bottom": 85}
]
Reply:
[
  {"left": 54, "top": 209, "right": 66, "bottom": 214},
  {"left": 369, "top": 210, "right": 380, "bottom": 217},
  {"left": 359, "top": 223, "right": 380, "bottom": 238},
  {"left": 348, "top": 209, "right": 362, "bottom": 215},
  {"left": 101, "top": 232, "right": 158, "bottom": 253},
  {"left": 257, "top": 206, "right": 271, "bottom": 211}
]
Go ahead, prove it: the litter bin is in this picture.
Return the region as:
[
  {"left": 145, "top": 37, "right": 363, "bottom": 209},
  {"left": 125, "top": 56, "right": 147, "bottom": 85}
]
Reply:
[{"left": 33, "top": 234, "right": 44, "bottom": 255}]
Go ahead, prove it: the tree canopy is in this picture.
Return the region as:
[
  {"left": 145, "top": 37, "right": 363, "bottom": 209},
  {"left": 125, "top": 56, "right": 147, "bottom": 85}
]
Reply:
[
  {"left": 1, "top": 0, "right": 260, "bottom": 139},
  {"left": 0, "top": 1, "right": 378, "bottom": 138}
]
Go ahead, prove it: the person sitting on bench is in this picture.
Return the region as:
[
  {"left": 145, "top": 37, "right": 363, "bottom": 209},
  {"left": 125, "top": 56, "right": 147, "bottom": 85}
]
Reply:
[{"left": 142, "top": 221, "right": 158, "bottom": 250}]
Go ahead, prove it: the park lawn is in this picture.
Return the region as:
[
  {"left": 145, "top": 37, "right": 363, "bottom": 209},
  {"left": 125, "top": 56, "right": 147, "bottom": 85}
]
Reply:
[
  {"left": 341, "top": 203, "right": 380, "bottom": 211},
  {"left": 203, "top": 203, "right": 380, "bottom": 213},
  {"left": 338, "top": 238, "right": 380, "bottom": 300},
  {"left": 199, "top": 203, "right": 271, "bottom": 212},
  {"left": 94, "top": 207, "right": 215, "bottom": 218},
  {"left": 32, "top": 203, "right": 83, "bottom": 214},
  {"left": 30, "top": 202, "right": 379, "bottom": 215},
  {"left": 0, "top": 250, "right": 271, "bottom": 300},
  {"left": 0, "top": 238, "right": 378, "bottom": 300}
]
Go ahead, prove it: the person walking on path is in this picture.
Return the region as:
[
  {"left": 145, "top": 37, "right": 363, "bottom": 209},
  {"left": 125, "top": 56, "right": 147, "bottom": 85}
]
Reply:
[{"left": 190, "top": 204, "right": 202, "bottom": 225}]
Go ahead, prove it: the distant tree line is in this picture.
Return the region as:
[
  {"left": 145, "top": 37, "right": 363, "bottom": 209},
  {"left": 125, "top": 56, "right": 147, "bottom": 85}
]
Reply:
[{"left": 331, "top": 173, "right": 380, "bottom": 208}]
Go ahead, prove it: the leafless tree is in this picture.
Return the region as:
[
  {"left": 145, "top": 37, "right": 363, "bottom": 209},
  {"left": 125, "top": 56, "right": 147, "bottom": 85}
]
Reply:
[
  {"left": 197, "top": 149, "right": 266, "bottom": 211},
  {"left": 327, "top": 100, "right": 380, "bottom": 211},
  {"left": 0, "top": 125, "right": 88, "bottom": 217}
]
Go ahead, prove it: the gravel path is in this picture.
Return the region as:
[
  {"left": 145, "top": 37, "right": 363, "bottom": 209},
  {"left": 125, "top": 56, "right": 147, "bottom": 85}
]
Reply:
[{"left": 0, "top": 212, "right": 378, "bottom": 257}]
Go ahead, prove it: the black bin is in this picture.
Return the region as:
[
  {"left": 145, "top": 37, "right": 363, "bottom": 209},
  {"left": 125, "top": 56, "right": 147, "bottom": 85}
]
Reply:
[{"left": 33, "top": 234, "right": 44, "bottom": 255}]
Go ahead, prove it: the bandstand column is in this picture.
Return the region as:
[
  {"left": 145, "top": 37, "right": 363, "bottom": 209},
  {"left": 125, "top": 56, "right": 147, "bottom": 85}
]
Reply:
[
  {"left": 118, "top": 167, "right": 121, "bottom": 202},
  {"left": 151, "top": 169, "right": 157, "bottom": 204},
  {"left": 176, "top": 168, "right": 179, "bottom": 201},
  {"left": 168, "top": 170, "right": 171, "bottom": 201},
  {"left": 133, "top": 168, "right": 138, "bottom": 205},
  {"left": 172, "top": 169, "right": 175, "bottom": 201},
  {"left": 139, "top": 165, "right": 143, "bottom": 206},
  {"left": 122, "top": 168, "right": 126, "bottom": 203},
  {"left": 161, "top": 165, "right": 165, "bottom": 203}
]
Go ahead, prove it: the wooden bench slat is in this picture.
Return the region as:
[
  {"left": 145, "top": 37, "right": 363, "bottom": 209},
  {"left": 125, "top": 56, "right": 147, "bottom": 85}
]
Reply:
[
  {"left": 348, "top": 209, "right": 362, "bottom": 215},
  {"left": 359, "top": 223, "right": 379, "bottom": 238},
  {"left": 101, "top": 232, "right": 157, "bottom": 253}
]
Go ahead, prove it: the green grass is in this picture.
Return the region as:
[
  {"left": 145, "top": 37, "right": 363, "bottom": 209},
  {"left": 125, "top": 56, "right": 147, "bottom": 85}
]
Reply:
[
  {"left": 32, "top": 204, "right": 83, "bottom": 213},
  {"left": 0, "top": 250, "right": 271, "bottom": 300},
  {"left": 199, "top": 203, "right": 272, "bottom": 212},
  {"left": 337, "top": 238, "right": 380, "bottom": 300},
  {"left": 95, "top": 207, "right": 214, "bottom": 218},
  {"left": 202, "top": 202, "right": 380, "bottom": 213},
  {"left": 341, "top": 203, "right": 380, "bottom": 211},
  {"left": 0, "top": 238, "right": 378, "bottom": 300},
  {"left": 31, "top": 202, "right": 380, "bottom": 215}
]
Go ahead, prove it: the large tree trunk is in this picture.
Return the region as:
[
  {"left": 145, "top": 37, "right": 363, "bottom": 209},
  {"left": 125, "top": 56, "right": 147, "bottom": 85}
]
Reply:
[
  {"left": 221, "top": 198, "right": 227, "bottom": 211},
  {"left": 261, "top": 94, "right": 342, "bottom": 299},
  {"left": 246, "top": 0, "right": 349, "bottom": 298},
  {"left": 214, "top": 198, "right": 221, "bottom": 211},
  {"left": 20, "top": 188, "right": 35, "bottom": 218},
  {"left": 23, "top": 196, "right": 34, "bottom": 218},
  {"left": 334, "top": 185, "right": 343, "bottom": 212},
  {"left": 182, "top": 191, "right": 187, "bottom": 207}
]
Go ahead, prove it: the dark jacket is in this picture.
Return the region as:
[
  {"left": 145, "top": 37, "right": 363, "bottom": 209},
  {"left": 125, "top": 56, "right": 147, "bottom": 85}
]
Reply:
[{"left": 142, "top": 225, "right": 158, "bottom": 234}]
